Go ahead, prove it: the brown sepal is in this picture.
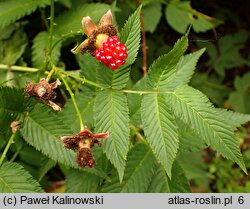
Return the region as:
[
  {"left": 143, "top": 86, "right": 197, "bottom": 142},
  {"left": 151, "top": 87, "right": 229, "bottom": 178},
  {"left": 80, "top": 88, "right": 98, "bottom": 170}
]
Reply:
[{"left": 76, "top": 10, "right": 117, "bottom": 55}]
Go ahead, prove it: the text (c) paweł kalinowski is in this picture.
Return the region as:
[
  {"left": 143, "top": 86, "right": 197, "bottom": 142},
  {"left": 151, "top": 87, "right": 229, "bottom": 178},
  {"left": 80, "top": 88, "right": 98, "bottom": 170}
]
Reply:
[{"left": 20, "top": 195, "right": 104, "bottom": 205}]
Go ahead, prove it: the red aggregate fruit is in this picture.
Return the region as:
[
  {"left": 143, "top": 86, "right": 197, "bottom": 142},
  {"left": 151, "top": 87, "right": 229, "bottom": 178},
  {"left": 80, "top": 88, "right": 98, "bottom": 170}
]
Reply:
[{"left": 94, "top": 36, "right": 127, "bottom": 70}]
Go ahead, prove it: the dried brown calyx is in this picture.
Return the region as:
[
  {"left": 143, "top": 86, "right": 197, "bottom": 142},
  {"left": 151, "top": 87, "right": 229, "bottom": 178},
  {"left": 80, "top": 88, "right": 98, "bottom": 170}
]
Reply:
[
  {"left": 71, "top": 9, "right": 117, "bottom": 55},
  {"left": 10, "top": 121, "right": 21, "bottom": 133},
  {"left": 24, "top": 78, "right": 61, "bottom": 111},
  {"left": 61, "top": 128, "right": 109, "bottom": 168}
]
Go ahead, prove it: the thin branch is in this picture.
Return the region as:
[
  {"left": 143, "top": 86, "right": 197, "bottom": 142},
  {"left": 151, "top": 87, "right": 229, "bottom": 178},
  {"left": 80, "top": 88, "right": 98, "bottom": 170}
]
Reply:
[
  {"left": 46, "top": 66, "right": 56, "bottom": 82},
  {"left": 10, "top": 144, "right": 23, "bottom": 162},
  {"left": 123, "top": 89, "right": 159, "bottom": 94},
  {"left": 59, "top": 68, "right": 169, "bottom": 95},
  {"left": 0, "top": 133, "right": 16, "bottom": 167},
  {"left": 48, "top": 0, "right": 55, "bottom": 58},
  {"left": 58, "top": 68, "right": 103, "bottom": 88},
  {"left": 57, "top": 72, "right": 84, "bottom": 131},
  {"left": 44, "top": 0, "right": 55, "bottom": 70},
  {"left": 0, "top": 64, "right": 39, "bottom": 72},
  {"left": 13, "top": 63, "right": 172, "bottom": 95}
]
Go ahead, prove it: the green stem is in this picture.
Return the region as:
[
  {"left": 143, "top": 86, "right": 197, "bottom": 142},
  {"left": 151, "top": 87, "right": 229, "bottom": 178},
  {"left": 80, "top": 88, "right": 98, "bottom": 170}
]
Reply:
[
  {"left": 46, "top": 66, "right": 56, "bottom": 82},
  {"left": 10, "top": 145, "right": 23, "bottom": 162},
  {"left": 48, "top": 0, "right": 55, "bottom": 57},
  {"left": 123, "top": 89, "right": 159, "bottom": 94},
  {"left": 58, "top": 69, "right": 103, "bottom": 88},
  {"left": 0, "top": 63, "right": 169, "bottom": 95},
  {"left": 59, "top": 69, "right": 164, "bottom": 95},
  {"left": 57, "top": 72, "right": 84, "bottom": 131},
  {"left": 44, "top": 0, "right": 55, "bottom": 70},
  {"left": 0, "top": 64, "right": 39, "bottom": 72},
  {"left": 0, "top": 133, "right": 16, "bottom": 167}
]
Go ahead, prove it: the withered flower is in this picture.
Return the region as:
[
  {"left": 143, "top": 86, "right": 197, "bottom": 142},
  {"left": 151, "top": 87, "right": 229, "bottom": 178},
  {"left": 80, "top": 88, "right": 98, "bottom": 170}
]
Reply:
[
  {"left": 24, "top": 78, "right": 61, "bottom": 111},
  {"left": 10, "top": 121, "right": 21, "bottom": 133},
  {"left": 61, "top": 128, "right": 109, "bottom": 168}
]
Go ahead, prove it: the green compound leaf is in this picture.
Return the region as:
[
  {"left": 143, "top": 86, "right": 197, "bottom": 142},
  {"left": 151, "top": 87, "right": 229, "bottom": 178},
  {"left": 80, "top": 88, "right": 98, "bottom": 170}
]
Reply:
[
  {"left": 65, "top": 169, "right": 100, "bottom": 192},
  {"left": 165, "top": 1, "right": 222, "bottom": 34},
  {"left": 127, "top": 77, "right": 148, "bottom": 126},
  {"left": 38, "top": 157, "right": 56, "bottom": 182},
  {"left": 0, "top": 86, "right": 25, "bottom": 124},
  {"left": 79, "top": 53, "right": 99, "bottom": 84},
  {"left": 32, "top": 31, "right": 61, "bottom": 68},
  {"left": 141, "top": 93, "right": 179, "bottom": 178},
  {"left": 158, "top": 48, "right": 205, "bottom": 91},
  {"left": 229, "top": 72, "right": 250, "bottom": 113},
  {"left": 216, "top": 109, "right": 250, "bottom": 130},
  {"left": 168, "top": 161, "right": 191, "bottom": 192},
  {"left": 198, "top": 31, "right": 249, "bottom": 77},
  {"left": 143, "top": 1, "right": 162, "bottom": 33},
  {"left": 147, "top": 164, "right": 170, "bottom": 192},
  {"left": 119, "top": 144, "right": 155, "bottom": 192},
  {"left": 120, "top": 5, "right": 141, "bottom": 67},
  {"left": 20, "top": 104, "right": 77, "bottom": 168},
  {"left": 0, "top": 0, "right": 50, "bottom": 28},
  {"left": 0, "top": 24, "right": 27, "bottom": 65},
  {"left": 177, "top": 119, "right": 206, "bottom": 153},
  {"left": 0, "top": 86, "right": 25, "bottom": 136},
  {"left": 148, "top": 161, "right": 190, "bottom": 192},
  {"left": 102, "top": 144, "right": 155, "bottom": 192},
  {"left": 0, "top": 162, "right": 43, "bottom": 193},
  {"left": 168, "top": 85, "right": 246, "bottom": 173},
  {"left": 147, "top": 36, "right": 188, "bottom": 89},
  {"left": 59, "top": 86, "right": 96, "bottom": 133},
  {"left": 94, "top": 90, "right": 130, "bottom": 182}
]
